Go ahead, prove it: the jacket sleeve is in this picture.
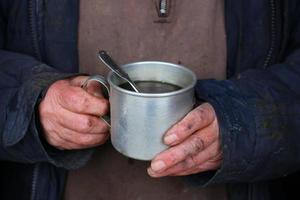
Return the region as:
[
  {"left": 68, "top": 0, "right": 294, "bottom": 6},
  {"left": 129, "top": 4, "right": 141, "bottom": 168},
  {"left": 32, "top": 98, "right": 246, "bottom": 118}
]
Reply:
[
  {"left": 0, "top": 50, "right": 93, "bottom": 169},
  {"left": 194, "top": 5, "right": 300, "bottom": 184}
]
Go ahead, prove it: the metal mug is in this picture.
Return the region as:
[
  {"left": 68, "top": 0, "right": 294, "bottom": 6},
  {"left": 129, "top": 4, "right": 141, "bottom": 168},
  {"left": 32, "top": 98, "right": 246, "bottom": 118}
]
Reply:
[{"left": 83, "top": 61, "right": 197, "bottom": 160}]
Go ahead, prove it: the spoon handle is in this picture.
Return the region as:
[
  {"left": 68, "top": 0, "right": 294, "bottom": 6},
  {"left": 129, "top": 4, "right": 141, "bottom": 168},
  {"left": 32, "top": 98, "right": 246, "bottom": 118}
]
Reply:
[{"left": 97, "top": 50, "right": 140, "bottom": 93}]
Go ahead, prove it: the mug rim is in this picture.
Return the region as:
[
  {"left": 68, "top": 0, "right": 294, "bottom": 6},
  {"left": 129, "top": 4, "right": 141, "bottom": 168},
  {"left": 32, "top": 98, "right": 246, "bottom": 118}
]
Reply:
[{"left": 107, "top": 61, "right": 197, "bottom": 97}]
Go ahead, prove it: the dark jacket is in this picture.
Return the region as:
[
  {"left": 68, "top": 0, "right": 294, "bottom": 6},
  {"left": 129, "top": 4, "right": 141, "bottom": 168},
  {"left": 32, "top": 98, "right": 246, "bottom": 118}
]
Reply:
[{"left": 0, "top": 0, "right": 299, "bottom": 200}]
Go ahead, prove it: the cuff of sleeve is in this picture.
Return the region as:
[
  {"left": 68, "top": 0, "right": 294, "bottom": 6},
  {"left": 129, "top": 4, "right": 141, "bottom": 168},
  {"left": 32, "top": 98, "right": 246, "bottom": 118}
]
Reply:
[
  {"left": 192, "top": 79, "right": 256, "bottom": 185},
  {"left": 3, "top": 64, "right": 92, "bottom": 169},
  {"left": 34, "top": 102, "right": 94, "bottom": 170}
]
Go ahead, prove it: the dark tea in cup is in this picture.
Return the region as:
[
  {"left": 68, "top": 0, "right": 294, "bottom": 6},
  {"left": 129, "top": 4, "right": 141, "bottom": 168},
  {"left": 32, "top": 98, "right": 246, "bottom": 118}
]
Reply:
[{"left": 119, "top": 81, "right": 182, "bottom": 93}]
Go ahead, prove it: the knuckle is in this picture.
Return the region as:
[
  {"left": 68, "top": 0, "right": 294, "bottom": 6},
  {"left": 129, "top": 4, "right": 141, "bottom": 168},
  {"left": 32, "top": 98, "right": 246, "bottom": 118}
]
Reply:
[
  {"left": 183, "top": 136, "right": 204, "bottom": 156},
  {"left": 63, "top": 89, "right": 89, "bottom": 111},
  {"left": 78, "top": 117, "right": 94, "bottom": 132},
  {"left": 186, "top": 156, "right": 198, "bottom": 168},
  {"left": 192, "top": 136, "right": 205, "bottom": 151}
]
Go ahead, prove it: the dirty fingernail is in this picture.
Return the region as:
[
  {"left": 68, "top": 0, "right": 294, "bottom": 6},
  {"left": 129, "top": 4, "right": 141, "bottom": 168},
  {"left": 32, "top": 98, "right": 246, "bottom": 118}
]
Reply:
[
  {"left": 164, "top": 134, "right": 178, "bottom": 145},
  {"left": 151, "top": 160, "right": 166, "bottom": 172}
]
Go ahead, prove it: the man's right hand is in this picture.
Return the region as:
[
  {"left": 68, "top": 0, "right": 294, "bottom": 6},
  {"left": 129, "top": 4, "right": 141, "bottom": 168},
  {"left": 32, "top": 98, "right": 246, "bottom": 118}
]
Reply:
[{"left": 38, "top": 76, "right": 110, "bottom": 150}]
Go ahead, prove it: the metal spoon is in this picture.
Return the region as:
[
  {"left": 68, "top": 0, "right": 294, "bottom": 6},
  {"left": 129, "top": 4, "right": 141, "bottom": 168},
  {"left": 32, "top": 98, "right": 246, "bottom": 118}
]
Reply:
[{"left": 97, "top": 50, "right": 140, "bottom": 93}]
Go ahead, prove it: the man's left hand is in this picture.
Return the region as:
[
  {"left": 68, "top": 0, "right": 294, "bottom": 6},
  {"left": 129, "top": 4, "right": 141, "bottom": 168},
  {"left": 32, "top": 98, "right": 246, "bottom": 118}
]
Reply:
[{"left": 148, "top": 103, "right": 222, "bottom": 177}]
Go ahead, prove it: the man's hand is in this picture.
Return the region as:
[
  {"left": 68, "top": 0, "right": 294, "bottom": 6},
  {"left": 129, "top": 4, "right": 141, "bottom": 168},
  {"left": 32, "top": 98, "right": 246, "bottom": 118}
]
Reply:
[
  {"left": 148, "top": 103, "right": 222, "bottom": 177},
  {"left": 38, "top": 76, "right": 110, "bottom": 150}
]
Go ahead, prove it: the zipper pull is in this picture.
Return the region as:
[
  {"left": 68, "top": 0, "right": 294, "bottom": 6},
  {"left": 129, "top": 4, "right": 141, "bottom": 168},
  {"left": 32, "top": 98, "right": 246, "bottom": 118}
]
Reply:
[{"left": 159, "top": 0, "right": 169, "bottom": 17}]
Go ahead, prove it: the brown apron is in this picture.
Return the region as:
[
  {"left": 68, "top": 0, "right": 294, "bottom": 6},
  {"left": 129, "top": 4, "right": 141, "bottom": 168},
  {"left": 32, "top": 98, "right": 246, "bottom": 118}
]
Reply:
[
  {"left": 64, "top": 142, "right": 227, "bottom": 200},
  {"left": 65, "top": 0, "right": 228, "bottom": 199}
]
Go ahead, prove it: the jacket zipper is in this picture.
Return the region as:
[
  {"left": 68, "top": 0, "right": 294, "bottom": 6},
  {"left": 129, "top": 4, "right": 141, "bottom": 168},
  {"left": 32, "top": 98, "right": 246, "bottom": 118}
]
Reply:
[
  {"left": 29, "top": 0, "right": 41, "bottom": 199},
  {"left": 263, "top": 0, "right": 277, "bottom": 68},
  {"left": 30, "top": 164, "right": 40, "bottom": 200},
  {"left": 28, "top": 0, "right": 42, "bottom": 60}
]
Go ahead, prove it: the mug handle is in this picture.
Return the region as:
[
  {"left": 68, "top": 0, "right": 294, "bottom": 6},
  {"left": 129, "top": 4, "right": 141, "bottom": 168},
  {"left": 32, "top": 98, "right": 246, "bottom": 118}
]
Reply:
[{"left": 81, "top": 75, "right": 111, "bottom": 127}]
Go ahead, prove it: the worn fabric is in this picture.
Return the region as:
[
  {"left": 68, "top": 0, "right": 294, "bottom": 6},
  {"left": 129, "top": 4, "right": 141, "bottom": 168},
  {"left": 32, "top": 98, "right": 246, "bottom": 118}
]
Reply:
[
  {"left": 78, "top": 0, "right": 227, "bottom": 80},
  {"left": 0, "top": 0, "right": 300, "bottom": 200}
]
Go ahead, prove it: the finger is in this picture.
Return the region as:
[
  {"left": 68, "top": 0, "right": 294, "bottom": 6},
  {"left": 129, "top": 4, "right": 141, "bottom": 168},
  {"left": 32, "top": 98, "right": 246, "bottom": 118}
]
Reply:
[
  {"left": 171, "top": 159, "right": 222, "bottom": 176},
  {"left": 148, "top": 141, "right": 221, "bottom": 177},
  {"left": 70, "top": 76, "right": 106, "bottom": 98},
  {"left": 55, "top": 107, "right": 110, "bottom": 134},
  {"left": 164, "top": 103, "right": 216, "bottom": 146},
  {"left": 69, "top": 76, "right": 89, "bottom": 87},
  {"left": 54, "top": 125, "right": 109, "bottom": 149},
  {"left": 58, "top": 85, "right": 109, "bottom": 116},
  {"left": 85, "top": 80, "right": 105, "bottom": 98},
  {"left": 150, "top": 120, "right": 218, "bottom": 173}
]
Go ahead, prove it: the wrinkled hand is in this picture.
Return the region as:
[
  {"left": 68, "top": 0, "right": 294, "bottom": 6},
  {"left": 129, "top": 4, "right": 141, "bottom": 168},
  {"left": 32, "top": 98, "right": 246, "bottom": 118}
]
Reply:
[
  {"left": 148, "top": 103, "right": 222, "bottom": 177},
  {"left": 39, "top": 76, "right": 110, "bottom": 150}
]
